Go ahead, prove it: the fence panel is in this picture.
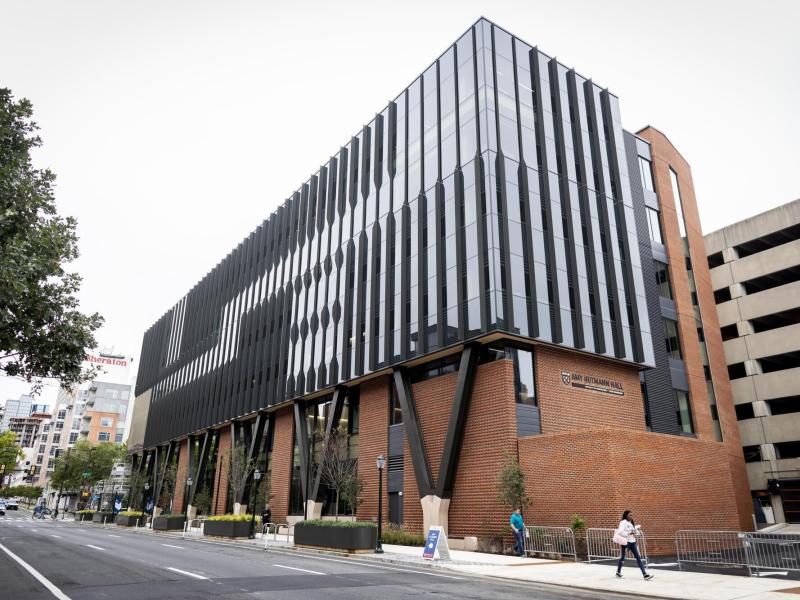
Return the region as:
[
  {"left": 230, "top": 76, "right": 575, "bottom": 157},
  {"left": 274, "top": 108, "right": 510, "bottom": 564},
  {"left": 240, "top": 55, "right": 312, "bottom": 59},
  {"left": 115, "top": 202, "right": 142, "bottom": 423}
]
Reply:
[
  {"left": 586, "top": 528, "right": 649, "bottom": 564},
  {"left": 524, "top": 526, "right": 578, "bottom": 562},
  {"left": 675, "top": 530, "right": 748, "bottom": 570},
  {"left": 745, "top": 533, "right": 800, "bottom": 575}
]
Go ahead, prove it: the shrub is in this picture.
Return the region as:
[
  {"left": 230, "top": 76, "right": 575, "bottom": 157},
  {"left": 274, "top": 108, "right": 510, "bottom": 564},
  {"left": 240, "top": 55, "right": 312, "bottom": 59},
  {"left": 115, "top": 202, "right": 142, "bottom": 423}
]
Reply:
[
  {"left": 117, "top": 510, "right": 144, "bottom": 517},
  {"left": 295, "top": 519, "right": 375, "bottom": 529},
  {"left": 569, "top": 514, "right": 587, "bottom": 532},
  {"left": 76, "top": 509, "right": 95, "bottom": 515},
  {"left": 380, "top": 524, "right": 424, "bottom": 546},
  {"left": 205, "top": 514, "right": 260, "bottom": 523}
]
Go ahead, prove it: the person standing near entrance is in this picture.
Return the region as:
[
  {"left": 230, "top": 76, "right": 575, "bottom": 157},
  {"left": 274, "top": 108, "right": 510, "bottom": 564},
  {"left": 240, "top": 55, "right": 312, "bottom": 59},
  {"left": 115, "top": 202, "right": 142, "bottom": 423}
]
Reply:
[
  {"left": 614, "top": 510, "right": 653, "bottom": 580},
  {"left": 510, "top": 508, "right": 526, "bottom": 557}
]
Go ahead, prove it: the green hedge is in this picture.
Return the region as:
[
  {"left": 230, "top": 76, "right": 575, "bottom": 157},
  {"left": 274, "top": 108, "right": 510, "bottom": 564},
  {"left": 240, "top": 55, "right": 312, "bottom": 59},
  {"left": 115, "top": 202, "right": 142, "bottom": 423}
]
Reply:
[
  {"left": 205, "top": 514, "right": 260, "bottom": 523},
  {"left": 76, "top": 509, "right": 95, "bottom": 515},
  {"left": 295, "top": 519, "right": 376, "bottom": 529},
  {"left": 381, "top": 526, "right": 425, "bottom": 546},
  {"left": 117, "top": 510, "right": 145, "bottom": 517}
]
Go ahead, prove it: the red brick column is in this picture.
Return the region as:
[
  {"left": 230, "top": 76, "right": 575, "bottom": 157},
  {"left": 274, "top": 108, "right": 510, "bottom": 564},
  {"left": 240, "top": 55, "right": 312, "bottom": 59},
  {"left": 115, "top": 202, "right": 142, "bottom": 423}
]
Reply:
[
  {"left": 211, "top": 427, "right": 231, "bottom": 515},
  {"left": 270, "top": 407, "right": 294, "bottom": 523},
  {"left": 357, "top": 377, "right": 389, "bottom": 523},
  {"left": 172, "top": 439, "right": 190, "bottom": 512}
]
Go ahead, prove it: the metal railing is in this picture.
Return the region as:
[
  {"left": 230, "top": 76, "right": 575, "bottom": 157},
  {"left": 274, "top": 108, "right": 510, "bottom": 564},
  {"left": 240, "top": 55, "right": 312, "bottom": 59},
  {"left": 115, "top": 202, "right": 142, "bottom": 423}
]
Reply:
[
  {"left": 744, "top": 533, "right": 800, "bottom": 575},
  {"left": 676, "top": 530, "right": 747, "bottom": 570},
  {"left": 262, "top": 522, "right": 292, "bottom": 548},
  {"left": 523, "top": 526, "right": 578, "bottom": 561},
  {"left": 586, "top": 528, "right": 649, "bottom": 564}
]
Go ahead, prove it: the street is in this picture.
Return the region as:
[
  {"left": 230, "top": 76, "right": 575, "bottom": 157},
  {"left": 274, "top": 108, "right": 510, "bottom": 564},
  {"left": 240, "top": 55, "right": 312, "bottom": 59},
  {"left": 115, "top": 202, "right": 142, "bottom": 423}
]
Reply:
[{"left": 0, "top": 514, "right": 647, "bottom": 600}]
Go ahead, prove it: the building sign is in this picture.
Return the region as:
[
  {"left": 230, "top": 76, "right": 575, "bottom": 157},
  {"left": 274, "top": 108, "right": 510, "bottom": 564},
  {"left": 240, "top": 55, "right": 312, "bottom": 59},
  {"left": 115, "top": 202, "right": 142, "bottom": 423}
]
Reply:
[
  {"left": 561, "top": 371, "right": 624, "bottom": 396},
  {"left": 85, "top": 354, "right": 128, "bottom": 367}
]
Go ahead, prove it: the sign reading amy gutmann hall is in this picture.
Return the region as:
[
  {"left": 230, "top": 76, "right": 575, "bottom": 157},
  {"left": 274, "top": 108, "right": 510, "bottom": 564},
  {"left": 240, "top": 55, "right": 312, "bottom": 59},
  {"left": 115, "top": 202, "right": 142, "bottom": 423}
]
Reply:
[{"left": 561, "top": 371, "right": 624, "bottom": 396}]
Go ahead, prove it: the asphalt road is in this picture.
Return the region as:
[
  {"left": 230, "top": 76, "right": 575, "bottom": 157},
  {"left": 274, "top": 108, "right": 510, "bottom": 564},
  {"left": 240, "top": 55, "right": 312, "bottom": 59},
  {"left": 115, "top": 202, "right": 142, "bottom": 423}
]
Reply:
[{"left": 0, "top": 513, "right": 646, "bottom": 600}]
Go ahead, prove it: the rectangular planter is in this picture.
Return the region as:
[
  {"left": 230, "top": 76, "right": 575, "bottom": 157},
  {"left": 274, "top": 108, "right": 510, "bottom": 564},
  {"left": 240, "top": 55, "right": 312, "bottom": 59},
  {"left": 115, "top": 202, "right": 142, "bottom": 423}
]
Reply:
[
  {"left": 153, "top": 516, "right": 186, "bottom": 531},
  {"left": 77, "top": 513, "right": 94, "bottom": 522},
  {"left": 294, "top": 524, "right": 377, "bottom": 551},
  {"left": 116, "top": 515, "right": 143, "bottom": 527},
  {"left": 203, "top": 520, "right": 251, "bottom": 538},
  {"left": 92, "top": 513, "right": 114, "bottom": 523}
]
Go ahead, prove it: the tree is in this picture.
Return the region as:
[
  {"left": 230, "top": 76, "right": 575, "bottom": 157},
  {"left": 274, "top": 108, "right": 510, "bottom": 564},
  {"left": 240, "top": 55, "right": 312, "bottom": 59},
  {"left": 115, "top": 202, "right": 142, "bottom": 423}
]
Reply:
[
  {"left": 227, "top": 444, "right": 255, "bottom": 514},
  {"left": 497, "top": 452, "right": 531, "bottom": 514},
  {"left": 50, "top": 440, "right": 126, "bottom": 492},
  {"left": 0, "top": 430, "right": 24, "bottom": 485},
  {"left": 319, "top": 427, "right": 361, "bottom": 519},
  {"left": 0, "top": 88, "right": 103, "bottom": 394},
  {"left": 253, "top": 473, "right": 271, "bottom": 515},
  {"left": 158, "top": 463, "right": 178, "bottom": 511}
]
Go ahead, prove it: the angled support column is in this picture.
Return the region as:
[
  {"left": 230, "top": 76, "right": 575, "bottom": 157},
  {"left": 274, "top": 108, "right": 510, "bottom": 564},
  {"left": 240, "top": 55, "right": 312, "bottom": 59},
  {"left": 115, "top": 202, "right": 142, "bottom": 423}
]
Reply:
[
  {"left": 436, "top": 344, "right": 479, "bottom": 499},
  {"left": 308, "top": 387, "right": 345, "bottom": 519},
  {"left": 237, "top": 412, "right": 268, "bottom": 505},
  {"left": 392, "top": 369, "right": 434, "bottom": 497},
  {"left": 186, "top": 430, "right": 211, "bottom": 519},
  {"left": 153, "top": 441, "right": 175, "bottom": 516},
  {"left": 293, "top": 401, "right": 311, "bottom": 518}
]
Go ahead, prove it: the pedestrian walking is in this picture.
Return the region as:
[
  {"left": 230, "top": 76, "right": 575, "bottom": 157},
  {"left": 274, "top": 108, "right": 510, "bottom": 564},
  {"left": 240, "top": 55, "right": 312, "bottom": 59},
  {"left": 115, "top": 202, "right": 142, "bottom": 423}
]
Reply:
[
  {"left": 261, "top": 504, "right": 272, "bottom": 534},
  {"left": 613, "top": 510, "right": 653, "bottom": 580},
  {"left": 509, "top": 508, "right": 526, "bottom": 557}
]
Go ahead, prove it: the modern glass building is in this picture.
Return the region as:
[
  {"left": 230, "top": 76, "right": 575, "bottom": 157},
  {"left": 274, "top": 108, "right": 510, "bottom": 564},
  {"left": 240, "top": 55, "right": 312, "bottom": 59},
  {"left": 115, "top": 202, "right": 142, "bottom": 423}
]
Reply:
[{"left": 132, "top": 18, "right": 751, "bottom": 543}]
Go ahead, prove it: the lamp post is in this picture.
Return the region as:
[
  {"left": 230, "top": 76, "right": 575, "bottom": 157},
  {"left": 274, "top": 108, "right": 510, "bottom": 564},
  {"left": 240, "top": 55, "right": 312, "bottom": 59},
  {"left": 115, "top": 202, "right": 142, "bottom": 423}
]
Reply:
[
  {"left": 141, "top": 482, "right": 149, "bottom": 525},
  {"left": 249, "top": 469, "right": 261, "bottom": 539},
  {"left": 375, "top": 454, "right": 385, "bottom": 554},
  {"left": 186, "top": 476, "right": 193, "bottom": 514}
]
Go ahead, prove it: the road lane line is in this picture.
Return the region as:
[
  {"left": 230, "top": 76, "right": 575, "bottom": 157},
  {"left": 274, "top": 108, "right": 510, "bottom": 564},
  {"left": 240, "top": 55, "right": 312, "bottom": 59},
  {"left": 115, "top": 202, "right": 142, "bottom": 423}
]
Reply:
[
  {"left": 273, "top": 564, "right": 326, "bottom": 575},
  {"left": 50, "top": 535, "right": 61, "bottom": 539},
  {"left": 107, "top": 534, "right": 121, "bottom": 538},
  {"left": 85, "top": 544, "right": 105, "bottom": 551},
  {"left": 162, "top": 544, "right": 184, "bottom": 549},
  {"left": 0, "top": 541, "right": 72, "bottom": 600},
  {"left": 166, "top": 567, "right": 208, "bottom": 580},
  {"left": 290, "top": 553, "right": 464, "bottom": 580}
]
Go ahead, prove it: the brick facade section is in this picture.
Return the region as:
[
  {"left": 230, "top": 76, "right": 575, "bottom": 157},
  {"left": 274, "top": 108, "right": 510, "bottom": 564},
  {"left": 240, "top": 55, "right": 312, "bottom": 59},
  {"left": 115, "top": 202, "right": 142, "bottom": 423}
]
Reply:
[
  {"left": 519, "top": 428, "right": 743, "bottom": 554},
  {"left": 269, "top": 407, "right": 294, "bottom": 523},
  {"left": 172, "top": 438, "right": 190, "bottom": 512},
  {"left": 536, "top": 347, "right": 647, "bottom": 434},
  {"left": 211, "top": 427, "right": 231, "bottom": 515},
  {"left": 639, "top": 127, "right": 752, "bottom": 529},
  {"left": 356, "top": 377, "right": 390, "bottom": 523}
]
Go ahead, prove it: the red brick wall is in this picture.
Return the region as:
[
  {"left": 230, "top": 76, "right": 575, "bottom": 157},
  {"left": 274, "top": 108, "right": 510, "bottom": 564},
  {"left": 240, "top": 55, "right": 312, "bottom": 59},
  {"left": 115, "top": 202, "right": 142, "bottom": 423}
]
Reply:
[
  {"left": 639, "top": 127, "right": 752, "bottom": 529},
  {"left": 269, "top": 407, "right": 294, "bottom": 523},
  {"left": 448, "top": 359, "right": 518, "bottom": 537},
  {"left": 211, "top": 427, "right": 231, "bottom": 515},
  {"left": 536, "top": 346, "right": 646, "bottom": 434},
  {"left": 173, "top": 438, "right": 190, "bottom": 511},
  {"left": 519, "top": 428, "right": 742, "bottom": 554},
  {"left": 357, "top": 377, "right": 390, "bottom": 523}
]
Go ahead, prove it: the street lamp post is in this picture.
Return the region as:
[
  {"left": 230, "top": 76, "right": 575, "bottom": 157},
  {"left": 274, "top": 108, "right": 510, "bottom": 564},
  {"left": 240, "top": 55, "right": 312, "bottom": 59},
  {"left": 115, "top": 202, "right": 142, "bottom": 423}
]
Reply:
[
  {"left": 375, "top": 455, "right": 385, "bottom": 554},
  {"left": 249, "top": 469, "right": 261, "bottom": 539},
  {"left": 141, "top": 482, "right": 149, "bottom": 526},
  {"left": 186, "top": 476, "right": 193, "bottom": 514}
]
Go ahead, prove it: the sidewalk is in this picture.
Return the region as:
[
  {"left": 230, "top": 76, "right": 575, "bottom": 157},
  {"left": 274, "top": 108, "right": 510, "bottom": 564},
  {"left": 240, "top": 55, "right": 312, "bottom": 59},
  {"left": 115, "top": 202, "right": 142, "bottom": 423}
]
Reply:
[{"left": 99, "top": 523, "right": 800, "bottom": 600}]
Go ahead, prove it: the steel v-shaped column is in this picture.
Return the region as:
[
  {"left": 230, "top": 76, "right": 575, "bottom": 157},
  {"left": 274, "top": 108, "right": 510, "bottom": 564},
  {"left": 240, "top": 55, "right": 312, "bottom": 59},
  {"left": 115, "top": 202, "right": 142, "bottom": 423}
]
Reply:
[
  {"left": 311, "top": 387, "right": 345, "bottom": 502},
  {"left": 186, "top": 430, "right": 211, "bottom": 507}
]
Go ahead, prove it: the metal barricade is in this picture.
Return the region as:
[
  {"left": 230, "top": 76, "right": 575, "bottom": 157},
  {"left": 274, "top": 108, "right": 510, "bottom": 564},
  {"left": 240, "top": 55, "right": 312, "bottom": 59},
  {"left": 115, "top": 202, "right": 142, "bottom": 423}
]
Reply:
[
  {"left": 586, "top": 528, "right": 649, "bottom": 565},
  {"left": 675, "top": 530, "right": 749, "bottom": 570},
  {"left": 744, "top": 533, "right": 800, "bottom": 576},
  {"left": 524, "top": 526, "right": 578, "bottom": 562}
]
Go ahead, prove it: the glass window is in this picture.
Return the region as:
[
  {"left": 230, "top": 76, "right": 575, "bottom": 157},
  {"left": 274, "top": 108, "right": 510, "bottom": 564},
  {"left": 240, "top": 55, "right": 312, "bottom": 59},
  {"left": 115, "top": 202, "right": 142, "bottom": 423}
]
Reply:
[
  {"left": 55, "top": 421, "right": 64, "bottom": 430},
  {"left": 52, "top": 433, "right": 61, "bottom": 444},
  {"left": 664, "top": 319, "right": 682, "bottom": 360},
  {"left": 654, "top": 261, "right": 673, "bottom": 299},
  {"left": 669, "top": 168, "right": 687, "bottom": 238},
  {"left": 100, "top": 417, "right": 113, "bottom": 427},
  {"left": 638, "top": 157, "right": 654, "bottom": 192},
  {"left": 114, "top": 433, "right": 123, "bottom": 443},
  {"left": 57, "top": 410, "right": 66, "bottom": 419},
  {"left": 646, "top": 207, "right": 663, "bottom": 244},
  {"left": 98, "top": 432, "right": 110, "bottom": 442},
  {"left": 68, "top": 432, "right": 78, "bottom": 444},
  {"left": 513, "top": 348, "right": 537, "bottom": 406},
  {"left": 675, "top": 390, "right": 694, "bottom": 434}
]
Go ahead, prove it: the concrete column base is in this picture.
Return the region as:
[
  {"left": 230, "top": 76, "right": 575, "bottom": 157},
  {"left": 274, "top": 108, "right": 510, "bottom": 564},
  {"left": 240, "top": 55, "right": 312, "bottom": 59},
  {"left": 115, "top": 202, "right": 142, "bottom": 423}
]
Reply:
[
  {"left": 153, "top": 507, "right": 163, "bottom": 518},
  {"left": 420, "top": 495, "right": 450, "bottom": 537},
  {"left": 233, "top": 502, "right": 243, "bottom": 515},
  {"left": 305, "top": 499, "right": 323, "bottom": 520},
  {"left": 187, "top": 504, "right": 197, "bottom": 520}
]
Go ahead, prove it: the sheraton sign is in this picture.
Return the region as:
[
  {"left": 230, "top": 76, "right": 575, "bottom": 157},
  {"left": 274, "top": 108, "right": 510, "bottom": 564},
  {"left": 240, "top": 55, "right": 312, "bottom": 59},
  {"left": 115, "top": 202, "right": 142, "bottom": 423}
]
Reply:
[
  {"left": 561, "top": 370, "right": 624, "bottom": 396},
  {"left": 85, "top": 354, "right": 128, "bottom": 367}
]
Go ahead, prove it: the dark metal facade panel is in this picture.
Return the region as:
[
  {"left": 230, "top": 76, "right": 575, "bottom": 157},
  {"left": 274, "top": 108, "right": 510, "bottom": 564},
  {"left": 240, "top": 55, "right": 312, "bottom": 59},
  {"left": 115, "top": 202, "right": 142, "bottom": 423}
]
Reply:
[{"left": 138, "top": 18, "right": 659, "bottom": 448}]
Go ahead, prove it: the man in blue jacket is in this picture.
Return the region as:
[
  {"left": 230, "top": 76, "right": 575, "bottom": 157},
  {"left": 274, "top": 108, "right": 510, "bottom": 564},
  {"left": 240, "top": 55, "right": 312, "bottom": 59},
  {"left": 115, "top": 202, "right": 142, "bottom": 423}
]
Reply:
[{"left": 510, "top": 508, "right": 525, "bottom": 556}]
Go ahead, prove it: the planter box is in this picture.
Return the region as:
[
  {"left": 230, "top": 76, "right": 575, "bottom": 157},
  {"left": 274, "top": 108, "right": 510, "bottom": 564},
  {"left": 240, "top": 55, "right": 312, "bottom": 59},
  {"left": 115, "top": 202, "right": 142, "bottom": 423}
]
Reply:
[
  {"left": 153, "top": 516, "right": 186, "bottom": 531},
  {"left": 77, "top": 513, "right": 94, "bottom": 522},
  {"left": 92, "top": 513, "right": 114, "bottom": 523},
  {"left": 116, "top": 515, "right": 143, "bottom": 527},
  {"left": 295, "top": 524, "right": 377, "bottom": 551},
  {"left": 203, "top": 520, "right": 251, "bottom": 538}
]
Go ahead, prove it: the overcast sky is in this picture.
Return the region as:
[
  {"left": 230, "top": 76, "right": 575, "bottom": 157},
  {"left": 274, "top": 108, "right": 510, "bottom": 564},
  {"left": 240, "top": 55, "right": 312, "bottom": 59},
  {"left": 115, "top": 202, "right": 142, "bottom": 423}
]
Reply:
[{"left": 1, "top": 0, "right": 798, "bottom": 406}]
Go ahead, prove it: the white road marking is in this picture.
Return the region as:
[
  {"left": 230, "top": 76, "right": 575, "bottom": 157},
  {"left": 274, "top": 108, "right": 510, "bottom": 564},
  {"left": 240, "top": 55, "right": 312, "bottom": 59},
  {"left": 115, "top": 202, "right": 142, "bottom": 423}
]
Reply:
[
  {"left": 272, "top": 564, "right": 326, "bottom": 575},
  {"left": 85, "top": 544, "right": 105, "bottom": 551},
  {"left": 51, "top": 535, "right": 61, "bottom": 539},
  {"left": 754, "top": 571, "right": 789, "bottom": 577},
  {"left": 107, "top": 534, "right": 121, "bottom": 538},
  {"left": 166, "top": 567, "right": 208, "bottom": 580},
  {"left": 0, "top": 541, "right": 72, "bottom": 600},
  {"left": 161, "top": 544, "right": 184, "bottom": 549}
]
